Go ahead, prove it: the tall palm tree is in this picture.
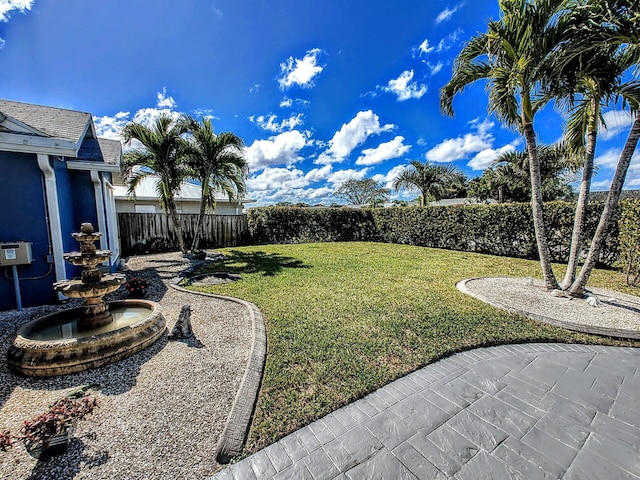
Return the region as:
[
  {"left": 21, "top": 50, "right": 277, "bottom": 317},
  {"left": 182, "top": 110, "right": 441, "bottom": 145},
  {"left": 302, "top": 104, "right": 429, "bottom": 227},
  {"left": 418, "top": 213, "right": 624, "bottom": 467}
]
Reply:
[
  {"left": 182, "top": 116, "right": 248, "bottom": 255},
  {"left": 121, "top": 114, "right": 190, "bottom": 253},
  {"left": 544, "top": 46, "right": 631, "bottom": 289},
  {"left": 561, "top": 0, "right": 640, "bottom": 295},
  {"left": 440, "top": 0, "right": 573, "bottom": 290},
  {"left": 393, "top": 160, "right": 466, "bottom": 205}
]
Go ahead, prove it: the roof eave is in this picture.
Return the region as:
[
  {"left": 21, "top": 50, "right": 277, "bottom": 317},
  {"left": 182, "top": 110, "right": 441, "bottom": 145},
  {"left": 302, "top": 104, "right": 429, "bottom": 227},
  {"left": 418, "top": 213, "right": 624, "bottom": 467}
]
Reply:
[
  {"left": 0, "top": 132, "right": 78, "bottom": 156},
  {"left": 66, "top": 160, "right": 121, "bottom": 172}
]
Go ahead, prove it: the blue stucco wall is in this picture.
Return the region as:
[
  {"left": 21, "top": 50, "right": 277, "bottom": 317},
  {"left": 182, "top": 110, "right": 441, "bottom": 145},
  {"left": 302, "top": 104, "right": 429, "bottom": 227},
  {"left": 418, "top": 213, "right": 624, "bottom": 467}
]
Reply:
[{"left": 0, "top": 151, "right": 57, "bottom": 310}]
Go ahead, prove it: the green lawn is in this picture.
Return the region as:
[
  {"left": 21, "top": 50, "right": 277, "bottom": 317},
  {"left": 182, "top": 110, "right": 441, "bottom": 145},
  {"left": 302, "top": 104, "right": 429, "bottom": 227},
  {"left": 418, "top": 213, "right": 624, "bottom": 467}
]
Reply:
[{"left": 186, "top": 242, "right": 640, "bottom": 453}]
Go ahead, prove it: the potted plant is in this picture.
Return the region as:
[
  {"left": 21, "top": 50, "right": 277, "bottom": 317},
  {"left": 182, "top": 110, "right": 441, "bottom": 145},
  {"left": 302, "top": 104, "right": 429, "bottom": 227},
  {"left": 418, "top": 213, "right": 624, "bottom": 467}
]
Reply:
[
  {"left": 124, "top": 277, "right": 151, "bottom": 298},
  {"left": 0, "top": 394, "right": 98, "bottom": 459}
]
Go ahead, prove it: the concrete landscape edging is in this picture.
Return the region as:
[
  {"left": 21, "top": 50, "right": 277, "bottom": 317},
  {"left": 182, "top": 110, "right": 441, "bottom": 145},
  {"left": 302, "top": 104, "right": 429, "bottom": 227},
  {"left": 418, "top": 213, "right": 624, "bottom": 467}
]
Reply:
[
  {"left": 169, "top": 283, "right": 267, "bottom": 463},
  {"left": 457, "top": 277, "right": 640, "bottom": 340}
]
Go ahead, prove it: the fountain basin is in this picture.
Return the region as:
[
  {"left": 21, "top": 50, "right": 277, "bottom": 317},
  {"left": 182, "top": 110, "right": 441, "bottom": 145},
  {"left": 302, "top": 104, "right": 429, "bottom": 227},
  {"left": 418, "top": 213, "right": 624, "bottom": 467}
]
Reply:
[{"left": 7, "top": 300, "right": 166, "bottom": 377}]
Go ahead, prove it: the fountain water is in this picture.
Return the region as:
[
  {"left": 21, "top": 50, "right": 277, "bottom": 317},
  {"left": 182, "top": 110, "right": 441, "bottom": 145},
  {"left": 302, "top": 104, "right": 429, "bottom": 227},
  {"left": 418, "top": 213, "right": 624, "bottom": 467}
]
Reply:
[{"left": 7, "top": 223, "right": 166, "bottom": 377}]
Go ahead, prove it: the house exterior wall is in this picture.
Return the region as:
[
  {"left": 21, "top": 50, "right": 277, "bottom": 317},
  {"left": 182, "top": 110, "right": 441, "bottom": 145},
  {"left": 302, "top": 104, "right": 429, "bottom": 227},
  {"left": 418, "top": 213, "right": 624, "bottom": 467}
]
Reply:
[{"left": 0, "top": 151, "right": 58, "bottom": 310}]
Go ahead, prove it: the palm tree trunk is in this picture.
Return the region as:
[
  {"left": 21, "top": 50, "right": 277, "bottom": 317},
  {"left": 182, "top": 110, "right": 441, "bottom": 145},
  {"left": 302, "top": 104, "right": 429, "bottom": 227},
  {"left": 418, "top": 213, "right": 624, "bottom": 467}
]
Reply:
[
  {"left": 498, "top": 185, "right": 504, "bottom": 204},
  {"left": 569, "top": 114, "right": 640, "bottom": 296},
  {"left": 524, "top": 121, "right": 559, "bottom": 290},
  {"left": 561, "top": 128, "right": 597, "bottom": 289},
  {"left": 167, "top": 196, "right": 187, "bottom": 254},
  {"left": 190, "top": 193, "right": 208, "bottom": 254}
]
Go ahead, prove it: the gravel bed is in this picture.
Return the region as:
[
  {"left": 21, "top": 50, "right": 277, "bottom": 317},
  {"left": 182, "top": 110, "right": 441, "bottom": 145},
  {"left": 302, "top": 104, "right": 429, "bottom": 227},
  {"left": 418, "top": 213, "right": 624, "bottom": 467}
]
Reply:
[
  {"left": 0, "top": 252, "right": 252, "bottom": 480},
  {"left": 460, "top": 276, "right": 640, "bottom": 336}
]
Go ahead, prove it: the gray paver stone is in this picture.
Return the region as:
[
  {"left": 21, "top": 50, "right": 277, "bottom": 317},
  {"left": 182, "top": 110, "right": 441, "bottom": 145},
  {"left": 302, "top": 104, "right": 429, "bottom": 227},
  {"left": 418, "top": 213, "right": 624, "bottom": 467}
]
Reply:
[
  {"left": 454, "top": 451, "right": 527, "bottom": 480},
  {"left": 494, "top": 436, "right": 565, "bottom": 478},
  {"left": 301, "top": 448, "right": 340, "bottom": 480},
  {"left": 345, "top": 447, "right": 418, "bottom": 480},
  {"left": 591, "top": 411, "right": 640, "bottom": 448},
  {"left": 564, "top": 447, "right": 640, "bottom": 480},
  {"left": 521, "top": 426, "right": 578, "bottom": 471},
  {"left": 264, "top": 441, "right": 293, "bottom": 472},
  {"left": 365, "top": 409, "right": 414, "bottom": 450},
  {"left": 583, "top": 433, "right": 640, "bottom": 477},
  {"left": 447, "top": 409, "right": 508, "bottom": 452},
  {"left": 250, "top": 450, "right": 277, "bottom": 479},
  {"left": 467, "top": 394, "right": 536, "bottom": 438},
  {"left": 392, "top": 442, "right": 447, "bottom": 480},
  {"left": 412, "top": 424, "right": 479, "bottom": 476}
]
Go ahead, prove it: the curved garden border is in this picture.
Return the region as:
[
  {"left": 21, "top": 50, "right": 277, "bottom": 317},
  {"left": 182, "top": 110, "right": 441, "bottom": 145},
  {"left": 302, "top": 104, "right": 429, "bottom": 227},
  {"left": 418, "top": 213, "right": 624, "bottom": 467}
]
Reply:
[
  {"left": 457, "top": 277, "right": 640, "bottom": 340},
  {"left": 169, "top": 283, "right": 267, "bottom": 463}
]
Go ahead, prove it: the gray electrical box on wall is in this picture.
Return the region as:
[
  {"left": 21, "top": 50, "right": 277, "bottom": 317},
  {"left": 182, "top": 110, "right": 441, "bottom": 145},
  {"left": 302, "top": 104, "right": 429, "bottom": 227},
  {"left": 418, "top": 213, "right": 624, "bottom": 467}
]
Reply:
[{"left": 0, "top": 242, "right": 34, "bottom": 266}]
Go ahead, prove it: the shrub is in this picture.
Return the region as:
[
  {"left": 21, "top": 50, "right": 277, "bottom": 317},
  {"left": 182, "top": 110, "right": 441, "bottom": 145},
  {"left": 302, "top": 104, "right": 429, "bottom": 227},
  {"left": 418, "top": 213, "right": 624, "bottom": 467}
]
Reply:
[
  {"left": 617, "top": 199, "right": 640, "bottom": 286},
  {"left": 246, "top": 201, "right": 625, "bottom": 267}
]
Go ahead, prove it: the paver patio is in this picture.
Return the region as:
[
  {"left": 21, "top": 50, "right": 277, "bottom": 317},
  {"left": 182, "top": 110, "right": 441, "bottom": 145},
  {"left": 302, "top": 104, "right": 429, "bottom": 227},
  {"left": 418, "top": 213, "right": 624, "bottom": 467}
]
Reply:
[{"left": 211, "top": 343, "right": 640, "bottom": 479}]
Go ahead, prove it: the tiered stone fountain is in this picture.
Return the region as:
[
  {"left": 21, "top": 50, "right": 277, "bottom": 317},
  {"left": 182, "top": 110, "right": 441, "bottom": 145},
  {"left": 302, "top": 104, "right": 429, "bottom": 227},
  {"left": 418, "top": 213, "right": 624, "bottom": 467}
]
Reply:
[{"left": 7, "top": 223, "right": 166, "bottom": 377}]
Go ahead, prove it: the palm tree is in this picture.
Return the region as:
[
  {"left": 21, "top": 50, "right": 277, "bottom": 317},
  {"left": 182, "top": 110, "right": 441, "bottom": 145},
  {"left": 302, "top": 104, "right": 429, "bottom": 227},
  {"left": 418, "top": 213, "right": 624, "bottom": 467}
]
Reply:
[
  {"left": 121, "top": 114, "right": 190, "bottom": 254},
  {"left": 560, "top": 1, "right": 640, "bottom": 295},
  {"left": 182, "top": 116, "right": 248, "bottom": 255},
  {"left": 544, "top": 46, "right": 631, "bottom": 289},
  {"left": 440, "top": 0, "right": 573, "bottom": 290},
  {"left": 493, "top": 144, "right": 578, "bottom": 202},
  {"left": 393, "top": 160, "right": 466, "bottom": 205}
]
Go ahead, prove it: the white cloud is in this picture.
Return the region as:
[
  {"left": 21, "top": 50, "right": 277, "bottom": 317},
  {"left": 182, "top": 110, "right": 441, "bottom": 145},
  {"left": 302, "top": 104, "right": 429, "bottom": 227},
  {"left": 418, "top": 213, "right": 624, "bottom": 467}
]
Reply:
[
  {"left": 600, "top": 110, "right": 635, "bottom": 141},
  {"left": 304, "top": 164, "right": 333, "bottom": 183},
  {"left": 193, "top": 108, "right": 218, "bottom": 120},
  {"left": 249, "top": 185, "right": 335, "bottom": 206},
  {"left": 436, "top": 29, "right": 462, "bottom": 52},
  {"left": 595, "top": 148, "right": 622, "bottom": 170},
  {"left": 156, "top": 88, "right": 177, "bottom": 108},
  {"left": 593, "top": 149, "right": 640, "bottom": 188},
  {"left": 250, "top": 113, "right": 304, "bottom": 132},
  {"left": 327, "top": 168, "right": 370, "bottom": 186},
  {"left": 468, "top": 143, "right": 518, "bottom": 170},
  {"left": 94, "top": 111, "right": 130, "bottom": 141},
  {"left": 414, "top": 39, "right": 435, "bottom": 57},
  {"left": 435, "top": 4, "right": 462, "bottom": 24},
  {"left": 280, "top": 98, "right": 293, "bottom": 108},
  {"left": 383, "top": 70, "right": 427, "bottom": 101},
  {"left": 278, "top": 48, "right": 325, "bottom": 90},
  {"left": 247, "top": 166, "right": 309, "bottom": 192},
  {"left": 590, "top": 179, "right": 611, "bottom": 190},
  {"left": 245, "top": 130, "right": 311, "bottom": 169},
  {"left": 0, "top": 0, "right": 33, "bottom": 22},
  {"left": 426, "top": 118, "right": 494, "bottom": 162},
  {"left": 356, "top": 136, "right": 411, "bottom": 166},
  {"left": 316, "top": 110, "right": 394, "bottom": 165},
  {"left": 427, "top": 62, "right": 444, "bottom": 76},
  {"left": 373, "top": 164, "right": 409, "bottom": 190},
  {"left": 0, "top": 38, "right": 5, "bottom": 49}
]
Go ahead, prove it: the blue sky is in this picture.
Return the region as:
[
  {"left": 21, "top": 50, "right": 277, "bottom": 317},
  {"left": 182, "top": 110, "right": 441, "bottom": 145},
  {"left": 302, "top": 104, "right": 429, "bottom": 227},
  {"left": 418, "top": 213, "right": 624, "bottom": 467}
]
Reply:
[{"left": 1, "top": 0, "right": 638, "bottom": 205}]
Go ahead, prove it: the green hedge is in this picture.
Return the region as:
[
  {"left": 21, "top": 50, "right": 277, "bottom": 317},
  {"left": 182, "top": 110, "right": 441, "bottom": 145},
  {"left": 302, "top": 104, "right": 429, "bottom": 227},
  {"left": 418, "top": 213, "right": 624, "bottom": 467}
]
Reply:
[
  {"left": 246, "top": 200, "right": 635, "bottom": 266},
  {"left": 617, "top": 199, "right": 640, "bottom": 285},
  {"left": 247, "top": 207, "right": 378, "bottom": 244}
]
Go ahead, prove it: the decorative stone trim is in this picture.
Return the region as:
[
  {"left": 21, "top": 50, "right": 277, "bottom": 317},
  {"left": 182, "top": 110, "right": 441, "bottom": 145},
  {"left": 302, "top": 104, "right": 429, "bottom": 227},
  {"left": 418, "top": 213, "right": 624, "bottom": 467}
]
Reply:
[{"left": 169, "top": 284, "right": 267, "bottom": 463}]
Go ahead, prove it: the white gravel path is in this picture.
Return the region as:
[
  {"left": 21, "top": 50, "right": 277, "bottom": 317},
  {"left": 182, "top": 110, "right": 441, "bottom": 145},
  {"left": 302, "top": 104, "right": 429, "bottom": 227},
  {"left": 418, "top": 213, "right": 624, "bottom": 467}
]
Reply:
[
  {"left": 459, "top": 276, "right": 640, "bottom": 338},
  {"left": 0, "top": 252, "right": 252, "bottom": 480}
]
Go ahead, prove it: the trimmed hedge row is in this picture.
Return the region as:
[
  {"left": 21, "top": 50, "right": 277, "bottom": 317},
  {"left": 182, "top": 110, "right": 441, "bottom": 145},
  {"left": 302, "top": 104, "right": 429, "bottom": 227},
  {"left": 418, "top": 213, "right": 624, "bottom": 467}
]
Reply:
[
  {"left": 617, "top": 199, "right": 640, "bottom": 284},
  {"left": 247, "top": 200, "right": 639, "bottom": 267}
]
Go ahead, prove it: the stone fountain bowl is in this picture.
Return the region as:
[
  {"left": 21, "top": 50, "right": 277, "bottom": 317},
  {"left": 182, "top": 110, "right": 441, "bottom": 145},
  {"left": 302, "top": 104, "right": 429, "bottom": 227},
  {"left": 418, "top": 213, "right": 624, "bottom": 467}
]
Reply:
[{"left": 7, "top": 300, "right": 166, "bottom": 377}]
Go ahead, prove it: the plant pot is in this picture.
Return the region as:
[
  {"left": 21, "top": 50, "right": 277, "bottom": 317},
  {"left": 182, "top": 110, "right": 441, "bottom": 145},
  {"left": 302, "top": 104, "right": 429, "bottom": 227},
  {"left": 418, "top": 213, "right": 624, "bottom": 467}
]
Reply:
[{"left": 26, "top": 422, "right": 74, "bottom": 459}]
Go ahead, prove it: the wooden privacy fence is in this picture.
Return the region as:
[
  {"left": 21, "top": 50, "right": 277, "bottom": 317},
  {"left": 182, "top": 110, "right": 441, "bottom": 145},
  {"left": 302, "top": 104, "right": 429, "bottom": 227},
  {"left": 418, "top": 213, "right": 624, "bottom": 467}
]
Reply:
[{"left": 118, "top": 213, "right": 248, "bottom": 255}]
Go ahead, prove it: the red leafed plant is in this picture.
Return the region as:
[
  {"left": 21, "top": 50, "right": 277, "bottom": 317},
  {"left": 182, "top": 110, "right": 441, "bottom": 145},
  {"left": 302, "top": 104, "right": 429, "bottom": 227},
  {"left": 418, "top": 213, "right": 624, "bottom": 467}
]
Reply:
[
  {"left": 1, "top": 395, "right": 98, "bottom": 453},
  {"left": 0, "top": 430, "right": 13, "bottom": 452},
  {"left": 124, "top": 277, "right": 151, "bottom": 296}
]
